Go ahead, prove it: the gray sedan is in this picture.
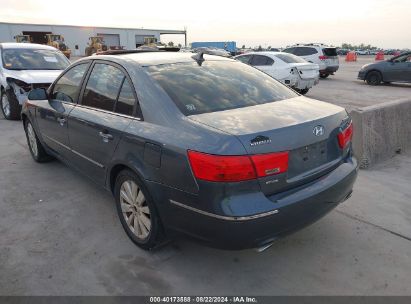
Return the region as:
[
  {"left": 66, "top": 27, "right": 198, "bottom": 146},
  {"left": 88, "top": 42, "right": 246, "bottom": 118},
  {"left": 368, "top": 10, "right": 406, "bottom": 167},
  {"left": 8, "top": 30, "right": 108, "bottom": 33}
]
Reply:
[
  {"left": 22, "top": 51, "right": 358, "bottom": 251},
  {"left": 358, "top": 52, "right": 411, "bottom": 85}
]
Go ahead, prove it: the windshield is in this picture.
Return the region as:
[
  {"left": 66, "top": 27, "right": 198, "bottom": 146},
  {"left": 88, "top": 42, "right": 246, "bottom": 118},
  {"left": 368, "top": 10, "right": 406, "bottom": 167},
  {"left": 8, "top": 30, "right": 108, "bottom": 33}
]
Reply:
[
  {"left": 147, "top": 61, "right": 298, "bottom": 116},
  {"left": 275, "top": 53, "right": 307, "bottom": 63},
  {"left": 2, "top": 48, "right": 70, "bottom": 70}
]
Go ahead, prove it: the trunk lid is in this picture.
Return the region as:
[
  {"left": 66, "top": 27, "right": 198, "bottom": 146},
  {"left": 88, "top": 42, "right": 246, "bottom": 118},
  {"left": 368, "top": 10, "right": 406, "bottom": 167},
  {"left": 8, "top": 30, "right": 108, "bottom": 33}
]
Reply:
[
  {"left": 289, "top": 63, "right": 320, "bottom": 79},
  {"left": 189, "top": 96, "right": 349, "bottom": 196}
]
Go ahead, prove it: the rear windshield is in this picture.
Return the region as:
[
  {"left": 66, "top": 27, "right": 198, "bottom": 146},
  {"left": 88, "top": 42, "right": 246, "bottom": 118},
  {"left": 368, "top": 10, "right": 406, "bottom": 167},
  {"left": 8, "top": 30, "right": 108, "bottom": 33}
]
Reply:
[
  {"left": 147, "top": 61, "right": 298, "bottom": 116},
  {"left": 276, "top": 53, "right": 307, "bottom": 63},
  {"left": 322, "top": 48, "right": 337, "bottom": 57},
  {"left": 1, "top": 48, "right": 70, "bottom": 70}
]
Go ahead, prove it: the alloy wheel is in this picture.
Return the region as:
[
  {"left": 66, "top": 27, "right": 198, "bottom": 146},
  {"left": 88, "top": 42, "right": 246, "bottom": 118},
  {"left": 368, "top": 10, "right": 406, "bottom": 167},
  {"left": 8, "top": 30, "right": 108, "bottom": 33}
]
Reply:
[
  {"left": 1, "top": 94, "right": 10, "bottom": 117},
  {"left": 120, "top": 180, "right": 151, "bottom": 240},
  {"left": 26, "top": 122, "right": 38, "bottom": 157}
]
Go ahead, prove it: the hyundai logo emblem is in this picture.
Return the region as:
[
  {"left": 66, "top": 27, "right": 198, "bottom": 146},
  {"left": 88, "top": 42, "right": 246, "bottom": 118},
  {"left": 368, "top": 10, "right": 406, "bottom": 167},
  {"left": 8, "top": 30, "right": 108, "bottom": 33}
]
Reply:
[{"left": 313, "top": 125, "right": 325, "bottom": 136}]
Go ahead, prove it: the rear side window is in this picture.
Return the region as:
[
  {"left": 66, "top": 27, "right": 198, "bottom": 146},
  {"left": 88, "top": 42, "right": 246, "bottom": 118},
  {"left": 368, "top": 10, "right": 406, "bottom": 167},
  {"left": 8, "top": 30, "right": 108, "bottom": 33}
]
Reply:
[
  {"left": 282, "top": 47, "right": 296, "bottom": 54},
  {"left": 115, "top": 79, "right": 136, "bottom": 116},
  {"left": 322, "top": 48, "right": 338, "bottom": 57},
  {"left": 235, "top": 55, "right": 252, "bottom": 64},
  {"left": 250, "top": 55, "right": 274, "bottom": 66},
  {"left": 275, "top": 53, "right": 307, "bottom": 64},
  {"left": 82, "top": 63, "right": 124, "bottom": 111},
  {"left": 294, "top": 47, "right": 317, "bottom": 56},
  {"left": 147, "top": 61, "right": 297, "bottom": 116},
  {"left": 51, "top": 63, "right": 89, "bottom": 103}
]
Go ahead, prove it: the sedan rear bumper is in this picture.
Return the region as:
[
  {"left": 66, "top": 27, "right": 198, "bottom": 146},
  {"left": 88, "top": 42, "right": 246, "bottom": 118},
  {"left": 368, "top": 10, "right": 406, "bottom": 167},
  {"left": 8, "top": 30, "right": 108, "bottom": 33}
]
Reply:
[{"left": 149, "top": 157, "right": 358, "bottom": 250}]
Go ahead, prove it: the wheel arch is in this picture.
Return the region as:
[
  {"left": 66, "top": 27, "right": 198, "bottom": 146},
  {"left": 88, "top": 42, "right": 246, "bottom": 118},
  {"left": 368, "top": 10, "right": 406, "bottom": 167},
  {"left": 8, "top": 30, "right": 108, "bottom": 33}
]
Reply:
[{"left": 108, "top": 162, "right": 145, "bottom": 195}]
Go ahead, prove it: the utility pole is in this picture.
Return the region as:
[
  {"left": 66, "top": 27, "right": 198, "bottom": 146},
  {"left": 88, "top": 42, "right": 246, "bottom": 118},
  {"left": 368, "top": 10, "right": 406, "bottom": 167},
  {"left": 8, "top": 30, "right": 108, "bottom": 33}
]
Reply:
[{"left": 184, "top": 26, "right": 187, "bottom": 47}]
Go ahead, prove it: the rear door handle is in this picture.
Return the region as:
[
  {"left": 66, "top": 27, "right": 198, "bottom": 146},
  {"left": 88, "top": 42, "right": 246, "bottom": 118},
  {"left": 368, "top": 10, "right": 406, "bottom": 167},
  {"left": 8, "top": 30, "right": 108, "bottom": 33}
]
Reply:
[
  {"left": 57, "top": 117, "right": 66, "bottom": 126},
  {"left": 99, "top": 131, "right": 113, "bottom": 142}
]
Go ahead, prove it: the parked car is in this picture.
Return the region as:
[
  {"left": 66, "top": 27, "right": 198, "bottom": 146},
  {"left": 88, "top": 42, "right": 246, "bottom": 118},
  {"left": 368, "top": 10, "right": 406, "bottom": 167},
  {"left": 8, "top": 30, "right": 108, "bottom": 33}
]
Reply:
[
  {"left": 22, "top": 51, "right": 358, "bottom": 251},
  {"left": 193, "top": 47, "right": 231, "bottom": 57},
  {"left": 234, "top": 51, "right": 319, "bottom": 94},
  {"left": 0, "top": 43, "right": 70, "bottom": 120},
  {"left": 337, "top": 49, "right": 349, "bottom": 56},
  {"left": 358, "top": 52, "right": 411, "bottom": 85},
  {"left": 283, "top": 44, "right": 339, "bottom": 78},
  {"left": 355, "top": 49, "right": 369, "bottom": 55}
]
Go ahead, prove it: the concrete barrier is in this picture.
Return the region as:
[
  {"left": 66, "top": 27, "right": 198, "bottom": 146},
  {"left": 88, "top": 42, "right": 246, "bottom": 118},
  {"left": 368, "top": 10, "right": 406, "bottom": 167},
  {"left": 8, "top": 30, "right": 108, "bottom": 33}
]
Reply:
[{"left": 350, "top": 98, "right": 411, "bottom": 168}]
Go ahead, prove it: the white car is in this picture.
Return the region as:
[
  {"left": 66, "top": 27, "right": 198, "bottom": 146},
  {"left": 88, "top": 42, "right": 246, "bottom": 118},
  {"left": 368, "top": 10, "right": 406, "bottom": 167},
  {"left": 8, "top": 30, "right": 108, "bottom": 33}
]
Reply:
[
  {"left": 0, "top": 43, "right": 70, "bottom": 120},
  {"left": 282, "top": 44, "right": 339, "bottom": 79},
  {"left": 234, "top": 52, "right": 319, "bottom": 94}
]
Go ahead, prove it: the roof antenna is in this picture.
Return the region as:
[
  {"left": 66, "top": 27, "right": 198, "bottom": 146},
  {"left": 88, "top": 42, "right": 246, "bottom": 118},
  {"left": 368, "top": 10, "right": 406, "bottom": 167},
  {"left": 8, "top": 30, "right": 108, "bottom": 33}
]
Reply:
[{"left": 192, "top": 51, "right": 205, "bottom": 66}]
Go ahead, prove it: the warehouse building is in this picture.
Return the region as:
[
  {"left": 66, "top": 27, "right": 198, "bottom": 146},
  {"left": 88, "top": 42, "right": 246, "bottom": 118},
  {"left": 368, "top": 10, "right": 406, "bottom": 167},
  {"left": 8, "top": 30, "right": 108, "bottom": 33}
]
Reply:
[{"left": 0, "top": 22, "right": 187, "bottom": 56}]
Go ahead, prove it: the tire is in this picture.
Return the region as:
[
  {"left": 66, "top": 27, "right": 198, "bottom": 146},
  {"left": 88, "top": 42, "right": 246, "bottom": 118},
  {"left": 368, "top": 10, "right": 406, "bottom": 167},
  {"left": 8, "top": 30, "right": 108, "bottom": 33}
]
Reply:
[
  {"left": 24, "top": 119, "right": 53, "bottom": 162},
  {"left": 1, "top": 88, "right": 21, "bottom": 120},
  {"left": 297, "top": 88, "right": 309, "bottom": 95},
  {"left": 320, "top": 74, "right": 329, "bottom": 79},
  {"left": 114, "top": 169, "right": 165, "bottom": 250},
  {"left": 366, "top": 71, "right": 382, "bottom": 86}
]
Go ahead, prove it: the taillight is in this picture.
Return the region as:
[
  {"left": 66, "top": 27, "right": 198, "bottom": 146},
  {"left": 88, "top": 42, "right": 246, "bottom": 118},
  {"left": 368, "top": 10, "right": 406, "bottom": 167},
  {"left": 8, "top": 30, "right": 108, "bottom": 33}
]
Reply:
[
  {"left": 250, "top": 152, "right": 289, "bottom": 177},
  {"left": 338, "top": 121, "right": 353, "bottom": 149},
  {"left": 319, "top": 55, "right": 329, "bottom": 60},
  {"left": 188, "top": 150, "right": 289, "bottom": 182}
]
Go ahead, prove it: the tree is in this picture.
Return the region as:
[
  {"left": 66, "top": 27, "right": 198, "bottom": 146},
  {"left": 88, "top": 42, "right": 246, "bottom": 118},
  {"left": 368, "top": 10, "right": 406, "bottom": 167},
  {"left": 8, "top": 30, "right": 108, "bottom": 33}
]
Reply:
[
  {"left": 178, "top": 43, "right": 182, "bottom": 48},
  {"left": 168, "top": 41, "right": 174, "bottom": 47},
  {"left": 257, "top": 45, "right": 262, "bottom": 51},
  {"left": 341, "top": 42, "right": 379, "bottom": 50},
  {"left": 267, "top": 46, "right": 271, "bottom": 50},
  {"left": 242, "top": 44, "right": 245, "bottom": 49}
]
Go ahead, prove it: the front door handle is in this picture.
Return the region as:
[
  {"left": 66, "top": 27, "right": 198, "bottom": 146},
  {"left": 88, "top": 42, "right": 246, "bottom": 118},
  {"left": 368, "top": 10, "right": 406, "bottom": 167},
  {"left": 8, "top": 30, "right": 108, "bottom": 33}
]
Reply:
[
  {"left": 57, "top": 117, "right": 66, "bottom": 126},
  {"left": 99, "top": 131, "right": 113, "bottom": 143}
]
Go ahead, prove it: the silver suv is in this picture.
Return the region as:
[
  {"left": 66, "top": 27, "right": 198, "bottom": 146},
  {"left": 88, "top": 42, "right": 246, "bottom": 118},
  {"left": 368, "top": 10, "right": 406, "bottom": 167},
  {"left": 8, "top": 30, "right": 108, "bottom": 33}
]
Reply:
[{"left": 282, "top": 44, "right": 339, "bottom": 78}]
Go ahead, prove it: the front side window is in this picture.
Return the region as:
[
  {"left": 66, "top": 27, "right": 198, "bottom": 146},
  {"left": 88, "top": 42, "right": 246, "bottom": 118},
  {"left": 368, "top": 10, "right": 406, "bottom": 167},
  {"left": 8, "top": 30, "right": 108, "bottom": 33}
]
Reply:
[
  {"left": 2, "top": 48, "right": 70, "bottom": 70},
  {"left": 82, "top": 63, "right": 124, "bottom": 111},
  {"left": 51, "top": 63, "right": 89, "bottom": 103},
  {"left": 147, "top": 61, "right": 298, "bottom": 116},
  {"left": 250, "top": 55, "right": 274, "bottom": 66}
]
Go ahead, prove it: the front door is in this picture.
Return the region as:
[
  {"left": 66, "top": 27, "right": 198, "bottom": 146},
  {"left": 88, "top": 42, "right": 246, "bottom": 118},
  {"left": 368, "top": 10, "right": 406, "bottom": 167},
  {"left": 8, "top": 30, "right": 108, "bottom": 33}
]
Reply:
[
  {"left": 36, "top": 62, "right": 90, "bottom": 157},
  {"left": 385, "top": 54, "right": 411, "bottom": 82},
  {"left": 67, "top": 62, "right": 137, "bottom": 185}
]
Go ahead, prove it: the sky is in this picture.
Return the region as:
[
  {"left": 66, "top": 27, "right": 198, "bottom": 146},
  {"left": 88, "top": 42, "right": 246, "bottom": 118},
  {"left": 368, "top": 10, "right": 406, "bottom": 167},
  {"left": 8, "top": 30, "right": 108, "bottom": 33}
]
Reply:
[{"left": 0, "top": 0, "right": 410, "bottom": 49}]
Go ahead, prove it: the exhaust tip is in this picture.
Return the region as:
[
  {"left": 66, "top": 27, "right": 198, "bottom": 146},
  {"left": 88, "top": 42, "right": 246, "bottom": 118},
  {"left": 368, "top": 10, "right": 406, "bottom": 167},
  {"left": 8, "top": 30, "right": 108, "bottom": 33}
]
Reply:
[{"left": 255, "top": 242, "right": 274, "bottom": 253}]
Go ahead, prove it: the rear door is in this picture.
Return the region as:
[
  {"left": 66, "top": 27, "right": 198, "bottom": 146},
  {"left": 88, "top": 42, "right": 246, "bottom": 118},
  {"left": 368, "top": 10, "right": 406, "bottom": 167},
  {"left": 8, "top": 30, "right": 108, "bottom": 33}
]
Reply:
[
  {"left": 294, "top": 47, "right": 318, "bottom": 62},
  {"left": 67, "top": 61, "right": 138, "bottom": 185},
  {"left": 36, "top": 62, "right": 90, "bottom": 157}
]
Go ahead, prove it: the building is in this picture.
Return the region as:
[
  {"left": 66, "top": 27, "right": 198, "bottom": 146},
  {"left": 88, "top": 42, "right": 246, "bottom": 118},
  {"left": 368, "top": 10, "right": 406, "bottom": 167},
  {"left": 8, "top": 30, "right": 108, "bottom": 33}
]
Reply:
[{"left": 0, "top": 22, "right": 187, "bottom": 56}]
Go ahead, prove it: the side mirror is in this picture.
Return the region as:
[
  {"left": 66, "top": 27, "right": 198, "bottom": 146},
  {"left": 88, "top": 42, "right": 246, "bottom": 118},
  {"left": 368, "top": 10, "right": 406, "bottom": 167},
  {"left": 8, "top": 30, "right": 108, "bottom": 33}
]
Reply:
[{"left": 28, "top": 88, "right": 48, "bottom": 100}]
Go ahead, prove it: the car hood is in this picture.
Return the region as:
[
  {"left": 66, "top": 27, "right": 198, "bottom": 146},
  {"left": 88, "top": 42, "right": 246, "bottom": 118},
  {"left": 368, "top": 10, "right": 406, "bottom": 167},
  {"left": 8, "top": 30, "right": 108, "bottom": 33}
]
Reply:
[
  {"left": 3, "top": 69, "right": 63, "bottom": 84},
  {"left": 189, "top": 96, "right": 345, "bottom": 136},
  {"left": 361, "top": 61, "right": 389, "bottom": 70}
]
